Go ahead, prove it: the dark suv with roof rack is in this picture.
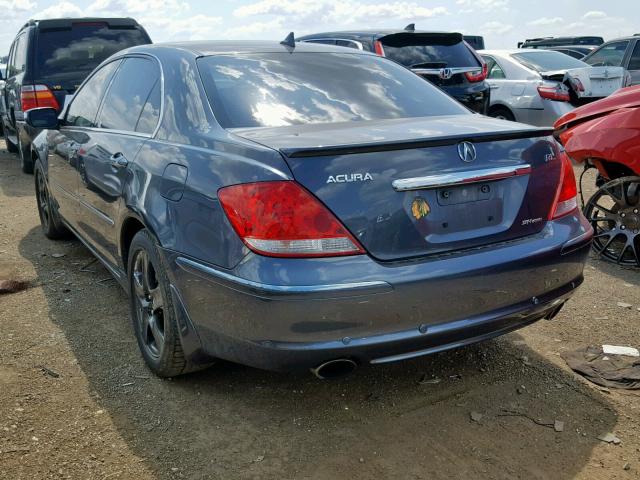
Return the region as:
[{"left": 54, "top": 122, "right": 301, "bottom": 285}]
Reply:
[
  {"left": 298, "top": 26, "right": 490, "bottom": 114},
  {"left": 518, "top": 36, "right": 604, "bottom": 49},
  {"left": 1, "top": 17, "right": 151, "bottom": 173}
]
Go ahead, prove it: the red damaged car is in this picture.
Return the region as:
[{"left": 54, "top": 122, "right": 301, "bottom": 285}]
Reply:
[{"left": 555, "top": 86, "right": 640, "bottom": 266}]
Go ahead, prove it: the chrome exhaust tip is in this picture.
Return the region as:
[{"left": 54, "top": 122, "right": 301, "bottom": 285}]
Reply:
[{"left": 311, "top": 359, "right": 357, "bottom": 380}]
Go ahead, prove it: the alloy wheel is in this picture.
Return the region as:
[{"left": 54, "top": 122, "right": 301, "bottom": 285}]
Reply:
[
  {"left": 584, "top": 176, "right": 640, "bottom": 267},
  {"left": 132, "top": 249, "right": 166, "bottom": 358}
]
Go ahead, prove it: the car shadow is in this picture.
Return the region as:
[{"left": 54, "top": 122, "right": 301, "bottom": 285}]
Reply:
[{"left": 18, "top": 226, "right": 617, "bottom": 480}]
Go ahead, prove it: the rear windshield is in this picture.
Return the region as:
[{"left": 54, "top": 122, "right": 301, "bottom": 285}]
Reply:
[
  {"left": 380, "top": 34, "right": 479, "bottom": 68},
  {"left": 35, "top": 23, "right": 150, "bottom": 79},
  {"left": 197, "top": 52, "right": 469, "bottom": 129},
  {"left": 511, "top": 51, "right": 588, "bottom": 72}
]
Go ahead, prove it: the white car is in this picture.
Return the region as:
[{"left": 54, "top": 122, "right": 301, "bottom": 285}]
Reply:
[{"left": 479, "top": 49, "right": 629, "bottom": 126}]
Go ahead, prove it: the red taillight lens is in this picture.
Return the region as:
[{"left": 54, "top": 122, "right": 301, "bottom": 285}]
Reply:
[
  {"left": 21, "top": 85, "right": 60, "bottom": 112},
  {"left": 218, "top": 181, "right": 365, "bottom": 258},
  {"left": 464, "top": 62, "right": 488, "bottom": 82},
  {"left": 549, "top": 150, "right": 578, "bottom": 220},
  {"left": 537, "top": 84, "right": 570, "bottom": 102},
  {"left": 374, "top": 40, "right": 385, "bottom": 56}
]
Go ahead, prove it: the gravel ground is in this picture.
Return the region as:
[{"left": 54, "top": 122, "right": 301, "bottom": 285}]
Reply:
[{"left": 1, "top": 140, "right": 639, "bottom": 480}]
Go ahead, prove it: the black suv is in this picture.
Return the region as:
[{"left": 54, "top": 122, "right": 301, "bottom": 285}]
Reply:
[
  {"left": 1, "top": 17, "right": 151, "bottom": 173},
  {"left": 583, "top": 36, "right": 640, "bottom": 86},
  {"left": 298, "top": 27, "right": 490, "bottom": 114}
]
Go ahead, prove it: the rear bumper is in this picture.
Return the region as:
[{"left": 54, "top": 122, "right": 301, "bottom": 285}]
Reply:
[{"left": 162, "top": 214, "right": 592, "bottom": 372}]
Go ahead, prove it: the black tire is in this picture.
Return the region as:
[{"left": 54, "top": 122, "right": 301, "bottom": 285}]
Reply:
[
  {"left": 128, "top": 229, "right": 196, "bottom": 377},
  {"left": 489, "top": 106, "right": 515, "bottom": 122},
  {"left": 18, "top": 136, "right": 34, "bottom": 174},
  {"left": 34, "top": 161, "right": 70, "bottom": 240}
]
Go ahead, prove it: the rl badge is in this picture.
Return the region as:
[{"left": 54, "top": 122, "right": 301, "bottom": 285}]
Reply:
[{"left": 411, "top": 197, "right": 431, "bottom": 220}]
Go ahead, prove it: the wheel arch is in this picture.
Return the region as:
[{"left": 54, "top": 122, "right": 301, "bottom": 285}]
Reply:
[
  {"left": 488, "top": 103, "right": 516, "bottom": 119},
  {"left": 120, "top": 213, "right": 159, "bottom": 272},
  {"left": 591, "top": 158, "right": 638, "bottom": 181}
]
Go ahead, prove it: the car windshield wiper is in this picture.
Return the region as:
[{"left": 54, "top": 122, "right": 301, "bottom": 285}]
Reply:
[{"left": 410, "top": 62, "right": 447, "bottom": 69}]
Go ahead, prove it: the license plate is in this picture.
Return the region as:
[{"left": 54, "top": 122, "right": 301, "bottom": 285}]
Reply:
[{"left": 587, "top": 78, "right": 620, "bottom": 97}]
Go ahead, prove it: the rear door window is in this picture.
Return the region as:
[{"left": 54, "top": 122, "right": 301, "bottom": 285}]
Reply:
[
  {"left": 585, "top": 41, "right": 630, "bottom": 67},
  {"left": 379, "top": 33, "right": 479, "bottom": 68},
  {"left": 97, "top": 57, "right": 160, "bottom": 133},
  {"left": 66, "top": 60, "right": 121, "bottom": 127},
  {"left": 35, "top": 23, "right": 150, "bottom": 81},
  {"left": 10, "top": 34, "right": 27, "bottom": 76}
]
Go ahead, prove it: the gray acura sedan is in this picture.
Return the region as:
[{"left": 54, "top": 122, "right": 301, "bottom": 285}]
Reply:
[{"left": 28, "top": 40, "right": 592, "bottom": 378}]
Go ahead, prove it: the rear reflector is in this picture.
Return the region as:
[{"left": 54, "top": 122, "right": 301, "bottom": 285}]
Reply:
[
  {"left": 374, "top": 40, "right": 386, "bottom": 56},
  {"left": 21, "top": 85, "right": 60, "bottom": 112},
  {"left": 218, "top": 181, "right": 365, "bottom": 258},
  {"left": 549, "top": 149, "right": 578, "bottom": 219},
  {"left": 464, "top": 62, "right": 488, "bottom": 83},
  {"left": 537, "top": 84, "right": 570, "bottom": 102}
]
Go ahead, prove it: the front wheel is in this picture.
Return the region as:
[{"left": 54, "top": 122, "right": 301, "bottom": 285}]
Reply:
[
  {"left": 128, "top": 230, "right": 208, "bottom": 377},
  {"left": 3, "top": 127, "right": 18, "bottom": 154}
]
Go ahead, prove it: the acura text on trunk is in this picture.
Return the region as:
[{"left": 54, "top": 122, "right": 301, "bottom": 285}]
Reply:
[{"left": 28, "top": 40, "right": 593, "bottom": 379}]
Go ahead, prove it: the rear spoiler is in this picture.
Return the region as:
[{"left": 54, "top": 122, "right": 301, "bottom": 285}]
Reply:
[
  {"left": 378, "top": 31, "right": 463, "bottom": 47},
  {"left": 34, "top": 17, "right": 141, "bottom": 30},
  {"left": 282, "top": 128, "right": 553, "bottom": 158}
]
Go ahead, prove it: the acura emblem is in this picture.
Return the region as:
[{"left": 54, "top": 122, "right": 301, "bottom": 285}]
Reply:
[
  {"left": 439, "top": 68, "right": 453, "bottom": 80},
  {"left": 457, "top": 141, "right": 477, "bottom": 163}
]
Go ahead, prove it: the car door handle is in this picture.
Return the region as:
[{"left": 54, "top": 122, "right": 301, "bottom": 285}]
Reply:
[
  {"left": 489, "top": 84, "right": 500, "bottom": 90},
  {"left": 110, "top": 152, "right": 129, "bottom": 169}
]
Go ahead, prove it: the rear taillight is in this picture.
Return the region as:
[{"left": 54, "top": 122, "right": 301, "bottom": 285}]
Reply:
[
  {"left": 374, "top": 40, "right": 385, "bottom": 56},
  {"left": 464, "top": 62, "right": 488, "bottom": 82},
  {"left": 21, "top": 85, "right": 60, "bottom": 112},
  {"left": 218, "top": 181, "right": 365, "bottom": 258},
  {"left": 549, "top": 150, "right": 578, "bottom": 220},
  {"left": 537, "top": 84, "right": 570, "bottom": 102}
]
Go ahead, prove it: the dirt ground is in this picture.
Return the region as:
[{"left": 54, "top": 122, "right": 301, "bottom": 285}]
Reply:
[{"left": 1, "top": 140, "right": 639, "bottom": 480}]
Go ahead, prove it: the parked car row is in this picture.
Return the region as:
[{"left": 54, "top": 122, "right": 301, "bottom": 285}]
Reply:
[{"left": 7, "top": 16, "right": 634, "bottom": 378}]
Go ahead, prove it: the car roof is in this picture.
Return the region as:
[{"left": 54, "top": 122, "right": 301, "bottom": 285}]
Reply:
[
  {"left": 480, "top": 49, "right": 565, "bottom": 55},
  {"left": 126, "top": 40, "right": 377, "bottom": 57}
]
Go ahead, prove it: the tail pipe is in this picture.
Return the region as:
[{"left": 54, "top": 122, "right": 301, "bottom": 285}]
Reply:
[{"left": 311, "top": 359, "right": 358, "bottom": 380}]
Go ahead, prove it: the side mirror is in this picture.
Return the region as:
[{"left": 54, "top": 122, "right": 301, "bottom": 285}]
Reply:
[{"left": 25, "top": 107, "right": 59, "bottom": 129}]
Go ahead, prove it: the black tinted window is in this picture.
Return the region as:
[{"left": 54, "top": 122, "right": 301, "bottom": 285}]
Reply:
[
  {"left": 66, "top": 60, "right": 121, "bottom": 127},
  {"left": 35, "top": 24, "right": 150, "bottom": 79},
  {"left": 98, "top": 57, "right": 160, "bottom": 132},
  {"left": 380, "top": 34, "right": 479, "bottom": 68},
  {"left": 198, "top": 53, "right": 468, "bottom": 129}
]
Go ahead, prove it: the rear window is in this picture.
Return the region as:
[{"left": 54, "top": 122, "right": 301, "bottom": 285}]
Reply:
[
  {"left": 197, "top": 52, "right": 469, "bottom": 129},
  {"left": 380, "top": 34, "right": 479, "bottom": 68},
  {"left": 35, "top": 23, "right": 150, "bottom": 79},
  {"left": 511, "top": 51, "right": 588, "bottom": 72}
]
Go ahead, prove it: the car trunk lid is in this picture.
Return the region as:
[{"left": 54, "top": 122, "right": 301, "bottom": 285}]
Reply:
[
  {"left": 542, "top": 66, "right": 626, "bottom": 103},
  {"left": 232, "top": 115, "right": 562, "bottom": 261}
]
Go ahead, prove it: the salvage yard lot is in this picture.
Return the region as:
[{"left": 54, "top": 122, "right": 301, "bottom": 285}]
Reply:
[{"left": 1, "top": 140, "right": 639, "bottom": 479}]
